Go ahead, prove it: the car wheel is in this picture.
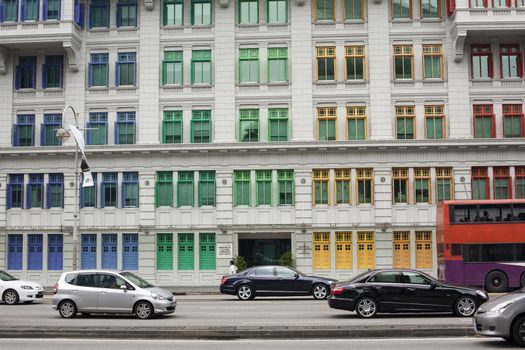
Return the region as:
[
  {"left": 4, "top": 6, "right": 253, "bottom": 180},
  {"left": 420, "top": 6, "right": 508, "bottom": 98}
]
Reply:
[
  {"left": 134, "top": 301, "right": 153, "bottom": 319},
  {"left": 3, "top": 289, "right": 19, "bottom": 305},
  {"left": 237, "top": 284, "right": 254, "bottom": 301},
  {"left": 58, "top": 300, "right": 77, "bottom": 318},
  {"left": 355, "top": 297, "right": 378, "bottom": 318},
  {"left": 454, "top": 295, "right": 477, "bottom": 317},
  {"left": 512, "top": 315, "right": 525, "bottom": 347},
  {"left": 312, "top": 284, "right": 329, "bottom": 300},
  {"left": 485, "top": 271, "right": 508, "bottom": 293}
]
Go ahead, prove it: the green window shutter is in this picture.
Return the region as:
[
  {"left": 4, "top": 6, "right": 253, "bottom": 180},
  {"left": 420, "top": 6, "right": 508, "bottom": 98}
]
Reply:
[
  {"left": 199, "top": 233, "right": 216, "bottom": 270},
  {"left": 157, "top": 233, "right": 173, "bottom": 270},
  {"left": 319, "top": 119, "right": 336, "bottom": 141},
  {"left": 268, "top": 48, "right": 288, "bottom": 82},
  {"left": 317, "top": 0, "right": 334, "bottom": 20},
  {"left": 191, "top": 0, "right": 212, "bottom": 25},
  {"left": 347, "top": 118, "right": 365, "bottom": 140},
  {"left": 162, "top": 111, "right": 183, "bottom": 144},
  {"left": 437, "top": 178, "right": 451, "bottom": 201},
  {"left": 191, "top": 110, "right": 212, "bottom": 143},
  {"left": 162, "top": 51, "right": 183, "bottom": 85},
  {"left": 238, "top": 0, "right": 259, "bottom": 24},
  {"left": 345, "top": 0, "right": 363, "bottom": 20},
  {"left": 177, "top": 171, "right": 194, "bottom": 207},
  {"left": 198, "top": 171, "right": 216, "bottom": 206},
  {"left": 234, "top": 170, "right": 251, "bottom": 206},
  {"left": 267, "top": 0, "right": 287, "bottom": 23},
  {"left": 155, "top": 172, "right": 173, "bottom": 207},
  {"left": 256, "top": 170, "right": 272, "bottom": 206},
  {"left": 178, "top": 233, "right": 195, "bottom": 270},
  {"left": 277, "top": 170, "right": 294, "bottom": 205},
  {"left": 268, "top": 108, "right": 288, "bottom": 141},
  {"left": 336, "top": 180, "right": 350, "bottom": 204},
  {"left": 239, "top": 109, "right": 260, "bottom": 142},
  {"left": 516, "top": 178, "right": 525, "bottom": 199},
  {"left": 163, "top": 0, "right": 184, "bottom": 26},
  {"left": 239, "top": 48, "right": 259, "bottom": 83},
  {"left": 472, "top": 179, "right": 487, "bottom": 200},
  {"left": 191, "top": 50, "right": 212, "bottom": 84}
]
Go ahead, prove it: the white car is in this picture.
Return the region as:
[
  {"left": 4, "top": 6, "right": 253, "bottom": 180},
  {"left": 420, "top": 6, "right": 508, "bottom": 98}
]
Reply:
[{"left": 1, "top": 270, "right": 44, "bottom": 305}]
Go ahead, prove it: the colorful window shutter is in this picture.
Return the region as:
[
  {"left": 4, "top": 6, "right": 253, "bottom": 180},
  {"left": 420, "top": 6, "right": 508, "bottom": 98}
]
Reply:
[
  {"left": 335, "top": 232, "right": 352, "bottom": 269},
  {"left": 48, "top": 234, "right": 63, "bottom": 270},
  {"left": 101, "top": 234, "right": 118, "bottom": 269},
  {"left": 27, "top": 234, "right": 43, "bottom": 270},
  {"left": 199, "top": 233, "right": 216, "bottom": 270},
  {"left": 415, "top": 231, "right": 432, "bottom": 268},
  {"left": 178, "top": 233, "right": 195, "bottom": 270},
  {"left": 393, "top": 232, "right": 410, "bottom": 268},
  {"left": 313, "top": 232, "right": 331, "bottom": 269},
  {"left": 357, "top": 232, "right": 374, "bottom": 269},
  {"left": 81, "top": 234, "right": 97, "bottom": 269},
  {"left": 123, "top": 233, "right": 139, "bottom": 270},
  {"left": 157, "top": 233, "right": 173, "bottom": 270},
  {"left": 8, "top": 234, "right": 23, "bottom": 270}
]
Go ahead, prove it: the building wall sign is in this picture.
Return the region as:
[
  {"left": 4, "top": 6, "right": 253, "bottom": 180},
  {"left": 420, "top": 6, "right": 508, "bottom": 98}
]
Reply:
[
  {"left": 296, "top": 242, "right": 312, "bottom": 257},
  {"left": 217, "top": 243, "right": 233, "bottom": 258}
]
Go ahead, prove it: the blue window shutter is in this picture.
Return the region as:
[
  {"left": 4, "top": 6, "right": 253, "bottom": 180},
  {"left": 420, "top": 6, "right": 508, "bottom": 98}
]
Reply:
[
  {"left": 26, "top": 184, "right": 31, "bottom": 209},
  {"left": 80, "top": 185, "right": 84, "bottom": 208},
  {"left": 40, "top": 123, "right": 45, "bottom": 146},
  {"left": 46, "top": 183, "right": 51, "bottom": 209},
  {"left": 116, "top": 3, "right": 121, "bottom": 27},
  {"left": 12, "top": 124, "right": 19, "bottom": 146},
  {"left": 81, "top": 234, "right": 97, "bottom": 269},
  {"left": 115, "top": 121, "right": 119, "bottom": 144},
  {"left": 15, "top": 65, "right": 21, "bottom": 90},
  {"left": 101, "top": 181, "right": 105, "bottom": 208},
  {"left": 89, "top": 3, "right": 93, "bottom": 28},
  {"left": 8, "top": 235, "right": 23, "bottom": 270},
  {"left": 88, "top": 63, "right": 93, "bottom": 87},
  {"left": 42, "top": 65, "right": 47, "bottom": 89},
  {"left": 115, "top": 62, "right": 120, "bottom": 86},
  {"left": 60, "top": 176, "right": 64, "bottom": 208},
  {"left": 28, "top": 234, "right": 43, "bottom": 270},
  {"left": 48, "top": 234, "right": 63, "bottom": 270},
  {"left": 6, "top": 184, "right": 12, "bottom": 209},
  {"left": 122, "top": 233, "right": 138, "bottom": 270},
  {"left": 79, "top": 3, "right": 84, "bottom": 27},
  {"left": 21, "top": 0, "right": 26, "bottom": 21},
  {"left": 42, "top": 0, "right": 47, "bottom": 20},
  {"left": 0, "top": 1, "right": 4, "bottom": 22}
]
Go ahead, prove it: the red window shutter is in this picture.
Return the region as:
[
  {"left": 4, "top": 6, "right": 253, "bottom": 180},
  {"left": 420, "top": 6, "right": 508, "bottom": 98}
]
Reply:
[
  {"left": 483, "top": 0, "right": 488, "bottom": 7},
  {"left": 506, "top": 0, "right": 511, "bottom": 6},
  {"left": 488, "top": 54, "right": 494, "bottom": 78},
  {"left": 491, "top": 113, "right": 496, "bottom": 138},
  {"left": 518, "top": 52, "right": 524, "bottom": 78},
  {"left": 447, "top": 0, "right": 456, "bottom": 16}
]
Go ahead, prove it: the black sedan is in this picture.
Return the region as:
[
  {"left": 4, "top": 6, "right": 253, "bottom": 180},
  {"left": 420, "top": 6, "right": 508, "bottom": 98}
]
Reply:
[
  {"left": 220, "top": 265, "right": 336, "bottom": 300},
  {"left": 328, "top": 269, "right": 488, "bottom": 318}
]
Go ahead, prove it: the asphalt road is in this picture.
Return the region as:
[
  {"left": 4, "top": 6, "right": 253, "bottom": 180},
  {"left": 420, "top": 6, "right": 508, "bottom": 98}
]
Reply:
[
  {"left": 0, "top": 337, "right": 522, "bottom": 350},
  {"left": 0, "top": 295, "right": 474, "bottom": 329}
]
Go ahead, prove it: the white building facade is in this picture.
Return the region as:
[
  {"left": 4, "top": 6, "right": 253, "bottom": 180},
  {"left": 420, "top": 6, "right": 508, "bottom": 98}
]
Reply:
[{"left": 0, "top": 0, "right": 524, "bottom": 287}]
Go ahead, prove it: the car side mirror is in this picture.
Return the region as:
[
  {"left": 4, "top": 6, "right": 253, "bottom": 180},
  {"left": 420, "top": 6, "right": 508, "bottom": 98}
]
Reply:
[
  {"left": 294, "top": 273, "right": 300, "bottom": 279},
  {"left": 120, "top": 285, "right": 128, "bottom": 291},
  {"left": 429, "top": 281, "right": 437, "bottom": 289}
]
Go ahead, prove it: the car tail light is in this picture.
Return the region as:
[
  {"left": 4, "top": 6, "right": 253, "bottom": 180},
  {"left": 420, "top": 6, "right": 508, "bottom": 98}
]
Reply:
[
  {"left": 331, "top": 287, "right": 344, "bottom": 295},
  {"left": 52, "top": 283, "right": 58, "bottom": 294},
  {"left": 220, "top": 276, "right": 228, "bottom": 286}
]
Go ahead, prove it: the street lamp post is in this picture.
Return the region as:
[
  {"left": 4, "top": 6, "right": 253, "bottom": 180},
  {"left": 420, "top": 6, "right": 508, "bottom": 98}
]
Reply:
[{"left": 56, "top": 105, "right": 81, "bottom": 271}]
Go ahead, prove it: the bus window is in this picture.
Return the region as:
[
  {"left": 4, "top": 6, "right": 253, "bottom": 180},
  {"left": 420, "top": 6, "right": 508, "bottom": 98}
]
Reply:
[
  {"left": 480, "top": 244, "right": 514, "bottom": 262},
  {"left": 451, "top": 205, "right": 477, "bottom": 223},
  {"left": 463, "top": 244, "right": 480, "bottom": 263},
  {"left": 514, "top": 204, "right": 525, "bottom": 222},
  {"left": 478, "top": 205, "right": 509, "bottom": 222},
  {"left": 516, "top": 244, "right": 525, "bottom": 262},
  {"left": 451, "top": 244, "right": 462, "bottom": 256}
]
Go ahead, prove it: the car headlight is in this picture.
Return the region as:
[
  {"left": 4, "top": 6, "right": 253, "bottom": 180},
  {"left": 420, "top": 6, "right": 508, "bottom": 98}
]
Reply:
[
  {"left": 21, "top": 285, "right": 33, "bottom": 290},
  {"left": 151, "top": 292, "right": 167, "bottom": 301},
  {"left": 486, "top": 301, "right": 514, "bottom": 316},
  {"left": 476, "top": 290, "right": 488, "bottom": 299}
]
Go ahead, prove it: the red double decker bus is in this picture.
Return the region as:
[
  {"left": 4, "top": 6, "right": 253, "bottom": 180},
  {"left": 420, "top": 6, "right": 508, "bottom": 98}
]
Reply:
[{"left": 437, "top": 200, "right": 525, "bottom": 292}]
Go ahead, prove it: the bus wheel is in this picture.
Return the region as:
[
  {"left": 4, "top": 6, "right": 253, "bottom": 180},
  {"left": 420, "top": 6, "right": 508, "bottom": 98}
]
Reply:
[
  {"left": 485, "top": 271, "right": 508, "bottom": 293},
  {"left": 520, "top": 273, "right": 525, "bottom": 289}
]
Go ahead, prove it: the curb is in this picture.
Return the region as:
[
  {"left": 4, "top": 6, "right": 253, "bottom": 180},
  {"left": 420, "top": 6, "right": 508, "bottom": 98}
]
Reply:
[{"left": 0, "top": 326, "right": 476, "bottom": 340}]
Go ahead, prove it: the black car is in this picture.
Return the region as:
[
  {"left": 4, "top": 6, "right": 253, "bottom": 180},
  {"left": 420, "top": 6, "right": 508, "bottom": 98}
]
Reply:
[
  {"left": 220, "top": 265, "right": 337, "bottom": 300},
  {"left": 328, "top": 269, "right": 488, "bottom": 318}
]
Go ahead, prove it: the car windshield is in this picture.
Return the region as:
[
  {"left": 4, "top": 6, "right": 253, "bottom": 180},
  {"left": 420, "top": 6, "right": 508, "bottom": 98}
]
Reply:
[
  {"left": 0, "top": 270, "right": 18, "bottom": 281},
  {"left": 346, "top": 271, "right": 371, "bottom": 283},
  {"left": 119, "top": 272, "right": 154, "bottom": 288}
]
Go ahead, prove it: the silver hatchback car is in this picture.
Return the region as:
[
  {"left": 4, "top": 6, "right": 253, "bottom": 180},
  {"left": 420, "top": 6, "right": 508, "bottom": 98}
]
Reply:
[
  {"left": 52, "top": 270, "right": 176, "bottom": 319},
  {"left": 474, "top": 288, "right": 525, "bottom": 346}
]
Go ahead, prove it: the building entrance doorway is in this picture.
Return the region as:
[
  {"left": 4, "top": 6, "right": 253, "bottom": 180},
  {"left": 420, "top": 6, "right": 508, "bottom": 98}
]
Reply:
[{"left": 238, "top": 233, "right": 291, "bottom": 267}]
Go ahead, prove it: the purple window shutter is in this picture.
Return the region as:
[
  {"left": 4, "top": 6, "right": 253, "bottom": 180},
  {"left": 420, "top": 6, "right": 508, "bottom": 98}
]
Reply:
[
  {"left": 6, "top": 184, "right": 12, "bottom": 209},
  {"left": 0, "top": 1, "right": 4, "bottom": 22},
  {"left": 58, "top": 0, "right": 61, "bottom": 19},
  {"left": 12, "top": 124, "right": 19, "bottom": 146}
]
